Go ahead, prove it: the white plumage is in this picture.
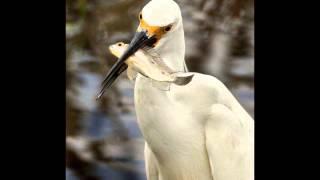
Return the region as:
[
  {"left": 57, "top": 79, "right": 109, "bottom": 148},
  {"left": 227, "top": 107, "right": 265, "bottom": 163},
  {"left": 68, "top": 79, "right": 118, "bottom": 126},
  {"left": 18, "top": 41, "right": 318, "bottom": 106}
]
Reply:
[{"left": 130, "top": 0, "right": 254, "bottom": 179}]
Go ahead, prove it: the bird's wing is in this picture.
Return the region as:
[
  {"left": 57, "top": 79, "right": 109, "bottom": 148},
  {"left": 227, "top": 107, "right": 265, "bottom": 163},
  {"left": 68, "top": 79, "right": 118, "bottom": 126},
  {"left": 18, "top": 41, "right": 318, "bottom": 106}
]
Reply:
[
  {"left": 205, "top": 103, "right": 254, "bottom": 180},
  {"left": 144, "top": 142, "right": 159, "bottom": 180}
]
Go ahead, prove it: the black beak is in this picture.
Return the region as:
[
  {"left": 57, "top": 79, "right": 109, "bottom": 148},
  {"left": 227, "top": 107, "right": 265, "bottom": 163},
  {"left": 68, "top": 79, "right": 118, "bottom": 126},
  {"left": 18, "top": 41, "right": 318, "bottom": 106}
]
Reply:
[{"left": 97, "top": 31, "right": 157, "bottom": 99}]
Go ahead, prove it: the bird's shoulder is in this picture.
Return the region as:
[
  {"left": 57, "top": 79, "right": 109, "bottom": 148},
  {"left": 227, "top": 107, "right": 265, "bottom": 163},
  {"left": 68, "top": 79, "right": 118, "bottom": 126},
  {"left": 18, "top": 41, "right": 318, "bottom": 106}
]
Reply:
[
  {"left": 179, "top": 72, "right": 230, "bottom": 95},
  {"left": 188, "top": 73, "right": 225, "bottom": 87},
  {"left": 170, "top": 72, "right": 233, "bottom": 106}
]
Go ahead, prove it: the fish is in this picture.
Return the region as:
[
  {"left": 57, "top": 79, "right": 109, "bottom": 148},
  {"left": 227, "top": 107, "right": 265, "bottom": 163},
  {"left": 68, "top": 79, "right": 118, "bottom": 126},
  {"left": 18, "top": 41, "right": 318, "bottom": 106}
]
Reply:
[{"left": 109, "top": 42, "right": 194, "bottom": 86}]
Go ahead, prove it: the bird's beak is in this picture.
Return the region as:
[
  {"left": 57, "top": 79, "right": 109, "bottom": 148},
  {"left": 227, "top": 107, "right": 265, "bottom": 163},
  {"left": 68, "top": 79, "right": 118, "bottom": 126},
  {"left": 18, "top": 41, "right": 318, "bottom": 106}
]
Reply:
[{"left": 97, "top": 31, "right": 157, "bottom": 99}]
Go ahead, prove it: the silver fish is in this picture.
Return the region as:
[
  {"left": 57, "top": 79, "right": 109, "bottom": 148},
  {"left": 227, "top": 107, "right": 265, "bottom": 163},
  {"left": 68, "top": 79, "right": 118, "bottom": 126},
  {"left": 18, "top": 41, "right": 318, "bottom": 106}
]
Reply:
[{"left": 109, "top": 42, "right": 194, "bottom": 86}]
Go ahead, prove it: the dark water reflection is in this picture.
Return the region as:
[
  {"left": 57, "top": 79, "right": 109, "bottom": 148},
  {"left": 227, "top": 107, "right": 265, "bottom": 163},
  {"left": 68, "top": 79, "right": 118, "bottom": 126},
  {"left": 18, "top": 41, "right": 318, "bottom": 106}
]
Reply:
[{"left": 66, "top": 0, "right": 254, "bottom": 179}]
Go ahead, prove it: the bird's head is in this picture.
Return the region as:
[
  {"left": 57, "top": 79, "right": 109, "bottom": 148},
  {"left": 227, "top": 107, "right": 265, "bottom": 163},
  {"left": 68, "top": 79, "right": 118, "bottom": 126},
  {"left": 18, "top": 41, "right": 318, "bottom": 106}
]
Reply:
[
  {"left": 138, "top": 0, "right": 183, "bottom": 48},
  {"left": 98, "top": 0, "right": 184, "bottom": 98}
]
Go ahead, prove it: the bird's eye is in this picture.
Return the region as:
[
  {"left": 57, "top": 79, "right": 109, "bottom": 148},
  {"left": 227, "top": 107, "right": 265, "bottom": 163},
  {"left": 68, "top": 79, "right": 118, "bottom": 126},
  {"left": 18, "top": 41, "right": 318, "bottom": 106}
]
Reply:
[
  {"left": 139, "top": 13, "right": 143, "bottom": 20},
  {"left": 165, "top": 25, "right": 172, "bottom": 32},
  {"left": 118, "top": 43, "right": 122, "bottom": 46}
]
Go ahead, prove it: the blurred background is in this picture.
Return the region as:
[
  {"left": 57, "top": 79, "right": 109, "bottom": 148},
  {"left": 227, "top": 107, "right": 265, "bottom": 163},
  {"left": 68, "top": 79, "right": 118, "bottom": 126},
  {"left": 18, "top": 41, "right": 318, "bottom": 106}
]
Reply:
[{"left": 66, "top": 0, "right": 254, "bottom": 179}]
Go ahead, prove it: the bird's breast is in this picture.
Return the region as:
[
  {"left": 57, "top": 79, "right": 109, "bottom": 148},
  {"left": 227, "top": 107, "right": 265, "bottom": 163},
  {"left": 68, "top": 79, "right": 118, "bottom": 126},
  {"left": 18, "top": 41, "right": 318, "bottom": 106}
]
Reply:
[{"left": 134, "top": 75, "right": 213, "bottom": 180}]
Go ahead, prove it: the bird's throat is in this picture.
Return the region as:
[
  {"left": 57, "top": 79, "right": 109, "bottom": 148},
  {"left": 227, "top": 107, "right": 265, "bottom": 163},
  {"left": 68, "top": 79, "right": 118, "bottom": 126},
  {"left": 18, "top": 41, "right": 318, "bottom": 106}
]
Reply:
[{"left": 154, "top": 25, "right": 186, "bottom": 72}]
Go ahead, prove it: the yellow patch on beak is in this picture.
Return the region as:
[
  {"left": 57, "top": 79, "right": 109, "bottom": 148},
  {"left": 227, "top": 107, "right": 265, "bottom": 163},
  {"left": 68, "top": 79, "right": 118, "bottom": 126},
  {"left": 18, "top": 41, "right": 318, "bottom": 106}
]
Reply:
[{"left": 139, "top": 19, "right": 165, "bottom": 43}]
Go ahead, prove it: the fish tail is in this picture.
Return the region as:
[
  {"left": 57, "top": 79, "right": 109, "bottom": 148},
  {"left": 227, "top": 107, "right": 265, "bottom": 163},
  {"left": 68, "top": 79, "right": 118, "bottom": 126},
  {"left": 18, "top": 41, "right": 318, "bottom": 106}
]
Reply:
[{"left": 174, "top": 74, "right": 194, "bottom": 85}]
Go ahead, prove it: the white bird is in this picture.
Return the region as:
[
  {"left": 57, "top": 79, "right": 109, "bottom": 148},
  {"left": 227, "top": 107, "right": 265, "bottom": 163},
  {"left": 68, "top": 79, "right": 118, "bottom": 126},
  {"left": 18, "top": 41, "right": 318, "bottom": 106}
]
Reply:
[{"left": 98, "top": 0, "right": 254, "bottom": 180}]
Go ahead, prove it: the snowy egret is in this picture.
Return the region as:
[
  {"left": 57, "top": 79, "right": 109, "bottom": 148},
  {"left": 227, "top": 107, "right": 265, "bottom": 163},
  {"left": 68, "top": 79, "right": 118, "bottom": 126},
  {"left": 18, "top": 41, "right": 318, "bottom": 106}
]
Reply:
[{"left": 98, "top": 0, "right": 254, "bottom": 180}]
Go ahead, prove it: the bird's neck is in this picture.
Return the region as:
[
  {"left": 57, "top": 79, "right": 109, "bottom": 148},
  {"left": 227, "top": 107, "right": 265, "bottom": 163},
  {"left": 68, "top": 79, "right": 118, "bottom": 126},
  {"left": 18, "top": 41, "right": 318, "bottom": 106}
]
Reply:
[{"left": 155, "top": 25, "right": 186, "bottom": 72}]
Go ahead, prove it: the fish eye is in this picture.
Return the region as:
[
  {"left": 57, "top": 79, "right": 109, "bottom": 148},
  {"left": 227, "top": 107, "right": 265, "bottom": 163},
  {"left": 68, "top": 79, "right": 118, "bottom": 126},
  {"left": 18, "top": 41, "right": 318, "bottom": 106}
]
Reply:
[{"left": 164, "top": 25, "right": 172, "bottom": 32}]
